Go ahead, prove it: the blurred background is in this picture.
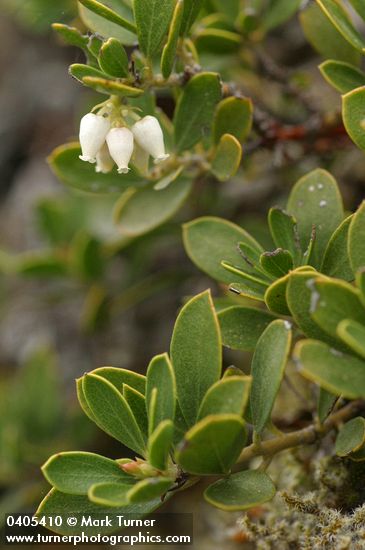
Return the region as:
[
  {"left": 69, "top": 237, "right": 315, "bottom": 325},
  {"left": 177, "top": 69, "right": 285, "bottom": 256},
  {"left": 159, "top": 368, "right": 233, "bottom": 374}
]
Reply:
[{"left": 0, "top": 1, "right": 365, "bottom": 548}]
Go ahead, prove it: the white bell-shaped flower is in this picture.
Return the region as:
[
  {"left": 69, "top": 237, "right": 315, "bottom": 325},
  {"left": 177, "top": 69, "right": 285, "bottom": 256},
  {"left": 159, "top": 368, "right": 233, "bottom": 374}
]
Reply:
[
  {"left": 79, "top": 113, "right": 110, "bottom": 164},
  {"left": 132, "top": 116, "right": 169, "bottom": 164},
  {"left": 95, "top": 142, "right": 114, "bottom": 174},
  {"left": 106, "top": 127, "right": 134, "bottom": 174}
]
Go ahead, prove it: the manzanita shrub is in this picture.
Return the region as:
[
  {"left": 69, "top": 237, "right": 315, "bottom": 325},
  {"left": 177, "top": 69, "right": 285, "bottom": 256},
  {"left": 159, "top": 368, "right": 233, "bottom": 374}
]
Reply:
[
  {"left": 29, "top": 0, "right": 365, "bottom": 541},
  {"left": 38, "top": 168, "right": 365, "bottom": 534}
]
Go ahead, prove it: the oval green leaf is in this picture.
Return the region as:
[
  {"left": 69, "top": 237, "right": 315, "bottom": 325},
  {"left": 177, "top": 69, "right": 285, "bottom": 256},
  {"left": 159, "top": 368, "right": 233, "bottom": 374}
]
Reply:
[
  {"left": 211, "top": 134, "right": 242, "bottom": 182},
  {"left": 183, "top": 216, "right": 262, "bottom": 285},
  {"left": 176, "top": 414, "right": 246, "bottom": 475},
  {"left": 250, "top": 320, "right": 292, "bottom": 434},
  {"left": 48, "top": 142, "right": 145, "bottom": 194},
  {"left": 335, "top": 417, "right": 365, "bottom": 457},
  {"left": 197, "top": 376, "right": 251, "bottom": 420},
  {"left": 146, "top": 353, "right": 176, "bottom": 434},
  {"left": 114, "top": 178, "right": 192, "bottom": 237},
  {"left": 174, "top": 72, "right": 222, "bottom": 152},
  {"left": 295, "top": 339, "right": 365, "bottom": 399},
  {"left": 170, "top": 290, "right": 222, "bottom": 427},
  {"left": 134, "top": 0, "right": 176, "bottom": 58},
  {"left": 99, "top": 37, "right": 129, "bottom": 77},
  {"left": 343, "top": 88, "right": 365, "bottom": 151},
  {"left": 42, "top": 452, "right": 132, "bottom": 495},
  {"left": 319, "top": 60, "right": 365, "bottom": 93},
  {"left": 83, "top": 373, "right": 146, "bottom": 455},
  {"left": 287, "top": 169, "right": 344, "bottom": 269},
  {"left": 218, "top": 306, "right": 276, "bottom": 351},
  {"left": 213, "top": 96, "right": 253, "bottom": 144},
  {"left": 349, "top": 201, "right": 365, "bottom": 271},
  {"left": 204, "top": 470, "right": 276, "bottom": 511}
]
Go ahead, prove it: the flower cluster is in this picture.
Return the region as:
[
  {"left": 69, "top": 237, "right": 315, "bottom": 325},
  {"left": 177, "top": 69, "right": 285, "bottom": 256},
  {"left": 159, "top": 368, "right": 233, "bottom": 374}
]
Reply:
[{"left": 79, "top": 112, "right": 169, "bottom": 175}]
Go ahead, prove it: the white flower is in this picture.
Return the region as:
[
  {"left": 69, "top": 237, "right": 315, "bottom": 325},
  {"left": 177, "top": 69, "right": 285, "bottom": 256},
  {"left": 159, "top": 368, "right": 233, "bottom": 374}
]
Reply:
[
  {"left": 132, "top": 115, "right": 169, "bottom": 164},
  {"left": 95, "top": 142, "right": 114, "bottom": 174},
  {"left": 106, "top": 127, "right": 134, "bottom": 174},
  {"left": 79, "top": 113, "right": 110, "bottom": 164}
]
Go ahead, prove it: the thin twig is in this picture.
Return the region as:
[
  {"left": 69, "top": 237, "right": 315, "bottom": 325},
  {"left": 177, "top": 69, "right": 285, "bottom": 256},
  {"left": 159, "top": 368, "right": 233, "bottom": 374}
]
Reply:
[{"left": 236, "top": 400, "right": 364, "bottom": 466}]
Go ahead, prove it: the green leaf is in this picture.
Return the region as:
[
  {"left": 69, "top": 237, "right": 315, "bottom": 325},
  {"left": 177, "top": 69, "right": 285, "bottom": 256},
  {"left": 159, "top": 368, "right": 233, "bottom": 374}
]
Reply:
[
  {"left": 204, "top": 470, "right": 276, "bottom": 511},
  {"left": 91, "top": 366, "right": 146, "bottom": 394},
  {"left": 250, "top": 320, "right": 292, "bottom": 434},
  {"left": 315, "top": 0, "right": 365, "bottom": 51},
  {"left": 174, "top": 73, "right": 222, "bottom": 152},
  {"left": 76, "top": 377, "right": 97, "bottom": 423},
  {"left": 318, "top": 389, "right": 337, "bottom": 423},
  {"left": 287, "top": 169, "right": 344, "bottom": 269},
  {"left": 311, "top": 278, "right": 365, "bottom": 341},
  {"left": 218, "top": 306, "right": 276, "bottom": 351},
  {"left": 260, "top": 249, "right": 293, "bottom": 278},
  {"left": 88, "top": 482, "right": 132, "bottom": 506},
  {"left": 349, "top": 201, "right": 365, "bottom": 270},
  {"left": 83, "top": 373, "right": 146, "bottom": 455},
  {"left": 147, "top": 387, "right": 158, "bottom": 432},
  {"left": 49, "top": 143, "right": 145, "bottom": 194},
  {"left": 222, "top": 259, "right": 269, "bottom": 286},
  {"left": 42, "top": 452, "right": 132, "bottom": 495},
  {"left": 70, "top": 231, "right": 104, "bottom": 281},
  {"left": 148, "top": 420, "right": 174, "bottom": 470},
  {"left": 134, "top": 0, "right": 176, "bottom": 58},
  {"left": 99, "top": 38, "right": 129, "bottom": 77},
  {"left": 69, "top": 63, "right": 108, "bottom": 83},
  {"left": 349, "top": 0, "right": 365, "bottom": 20},
  {"left": 170, "top": 290, "right": 222, "bottom": 427},
  {"left": 82, "top": 76, "right": 143, "bottom": 97},
  {"left": 180, "top": 0, "right": 204, "bottom": 35},
  {"left": 321, "top": 215, "right": 353, "bottom": 281},
  {"left": 36, "top": 489, "right": 161, "bottom": 535},
  {"left": 114, "top": 178, "right": 192, "bottom": 237},
  {"left": 197, "top": 376, "right": 251, "bottom": 420},
  {"left": 230, "top": 282, "right": 266, "bottom": 302},
  {"left": 268, "top": 208, "right": 301, "bottom": 265},
  {"left": 319, "top": 60, "right": 365, "bottom": 93},
  {"left": 196, "top": 28, "right": 241, "bottom": 54},
  {"left": 263, "top": 0, "right": 301, "bottom": 30},
  {"left": 286, "top": 271, "right": 336, "bottom": 343},
  {"left": 294, "top": 339, "right": 365, "bottom": 399},
  {"left": 79, "top": 0, "right": 136, "bottom": 45},
  {"left": 123, "top": 385, "right": 148, "bottom": 439},
  {"left": 264, "top": 274, "right": 291, "bottom": 316},
  {"left": 343, "top": 88, "right": 365, "bottom": 151},
  {"left": 52, "top": 23, "right": 88, "bottom": 49},
  {"left": 176, "top": 414, "right": 246, "bottom": 475},
  {"left": 348, "top": 445, "right": 365, "bottom": 461},
  {"left": 299, "top": 2, "right": 360, "bottom": 64},
  {"left": 211, "top": 134, "right": 242, "bottom": 182},
  {"left": 15, "top": 253, "right": 68, "bottom": 278},
  {"left": 88, "top": 34, "right": 103, "bottom": 58},
  {"left": 78, "top": 0, "right": 136, "bottom": 34},
  {"left": 146, "top": 353, "right": 176, "bottom": 434},
  {"left": 183, "top": 216, "right": 262, "bottom": 285},
  {"left": 335, "top": 417, "right": 365, "bottom": 456},
  {"left": 357, "top": 269, "right": 365, "bottom": 307},
  {"left": 161, "top": 0, "right": 184, "bottom": 79},
  {"left": 213, "top": 97, "right": 253, "bottom": 144},
  {"left": 128, "top": 477, "right": 174, "bottom": 503},
  {"left": 337, "top": 319, "right": 365, "bottom": 359},
  {"left": 210, "top": 0, "right": 240, "bottom": 20},
  {"left": 153, "top": 166, "right": 184, "bottom": 190}
]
